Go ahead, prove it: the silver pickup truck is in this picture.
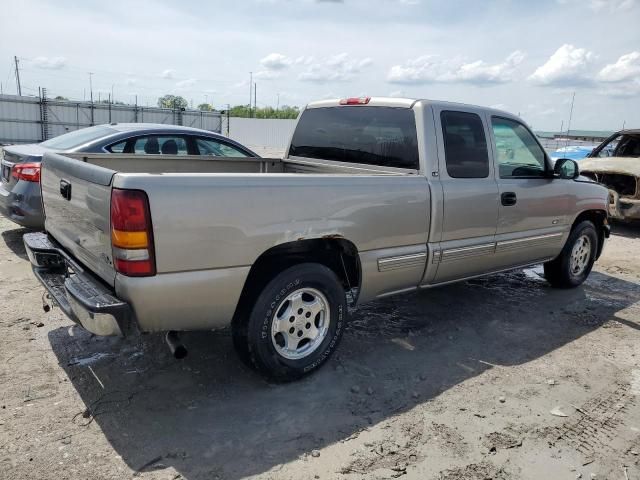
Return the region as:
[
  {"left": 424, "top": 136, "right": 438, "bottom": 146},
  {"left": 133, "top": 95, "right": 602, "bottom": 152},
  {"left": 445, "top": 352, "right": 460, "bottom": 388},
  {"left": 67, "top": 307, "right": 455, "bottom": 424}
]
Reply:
[{"left": 24, "top": 97, "right": 610, "bottom": 381}]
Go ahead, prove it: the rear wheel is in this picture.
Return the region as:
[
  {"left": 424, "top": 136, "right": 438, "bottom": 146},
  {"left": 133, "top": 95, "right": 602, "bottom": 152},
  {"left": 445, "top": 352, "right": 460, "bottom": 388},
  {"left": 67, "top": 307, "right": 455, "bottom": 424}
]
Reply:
[
  {"left": 234, "top": 263, "right": 347, "bottom": 381},
  {"left": 544, "top": 220, "right": 598, "bottom": 288}
]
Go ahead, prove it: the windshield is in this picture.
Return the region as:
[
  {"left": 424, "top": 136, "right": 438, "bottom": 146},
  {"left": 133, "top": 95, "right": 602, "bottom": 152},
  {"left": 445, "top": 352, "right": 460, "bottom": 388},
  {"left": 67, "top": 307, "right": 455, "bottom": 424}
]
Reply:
[{"left": 40, "top": 126, "right": 116, "bottom": 150}]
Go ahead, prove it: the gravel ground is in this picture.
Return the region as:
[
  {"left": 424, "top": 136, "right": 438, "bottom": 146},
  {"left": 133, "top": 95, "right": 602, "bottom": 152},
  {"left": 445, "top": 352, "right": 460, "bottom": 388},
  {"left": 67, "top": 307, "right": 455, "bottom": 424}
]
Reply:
[{"left": 1, "top": 215, "right": 640, "bottom": 480}]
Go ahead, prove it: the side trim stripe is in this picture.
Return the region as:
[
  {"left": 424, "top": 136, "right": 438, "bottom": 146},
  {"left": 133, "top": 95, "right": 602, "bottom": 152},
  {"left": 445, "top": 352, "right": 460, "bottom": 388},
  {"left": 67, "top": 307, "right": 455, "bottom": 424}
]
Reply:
[{"left": 378, "top": 252, "right": 427, "bottom": 272}]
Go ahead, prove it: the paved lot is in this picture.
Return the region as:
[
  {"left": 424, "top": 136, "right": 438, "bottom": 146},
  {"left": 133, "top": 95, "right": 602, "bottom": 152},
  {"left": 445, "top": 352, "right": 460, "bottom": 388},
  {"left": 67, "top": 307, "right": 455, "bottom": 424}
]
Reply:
[{"left": 1, "top": 215, "right": 640, "bottom": 480}]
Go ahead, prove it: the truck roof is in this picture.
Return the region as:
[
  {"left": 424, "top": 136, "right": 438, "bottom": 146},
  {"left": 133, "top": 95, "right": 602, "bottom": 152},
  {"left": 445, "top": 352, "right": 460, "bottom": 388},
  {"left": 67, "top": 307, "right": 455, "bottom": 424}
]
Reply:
[{"left": 306, "top": 97, "right": 514, "bottom": 118}]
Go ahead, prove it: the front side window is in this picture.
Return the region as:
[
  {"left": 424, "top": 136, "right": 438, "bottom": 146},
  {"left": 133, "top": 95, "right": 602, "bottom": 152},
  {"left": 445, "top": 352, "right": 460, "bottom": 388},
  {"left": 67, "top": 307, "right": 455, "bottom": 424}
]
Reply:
[
  {"left": 595, "top": 134, "right": 621, "bottom": 157},
  {"left": 289, "top": 106, "right": 419, "bottom": 170},
  {"left": 441, "top": 111, "right": 489, "bottom": 178},
  {"left": 196, "top": 138, "right": 249, "bottom": 157},
  {"left": 492, "top": 117, "right": 547, "bottom": 178}
]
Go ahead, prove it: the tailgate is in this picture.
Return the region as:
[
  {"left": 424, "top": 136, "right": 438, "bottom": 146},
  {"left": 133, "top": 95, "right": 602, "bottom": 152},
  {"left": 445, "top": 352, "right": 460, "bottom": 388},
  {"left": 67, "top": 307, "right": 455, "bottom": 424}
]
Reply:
[{"left": 41, "top": 152, "right": 117, "bottom": 285}]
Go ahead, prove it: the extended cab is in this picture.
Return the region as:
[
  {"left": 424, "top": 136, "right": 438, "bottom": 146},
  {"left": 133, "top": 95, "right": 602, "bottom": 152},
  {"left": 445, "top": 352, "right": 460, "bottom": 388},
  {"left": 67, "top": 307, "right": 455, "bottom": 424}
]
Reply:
[{"left": 24, "top": 97, "right": 610, "bottom": 381}]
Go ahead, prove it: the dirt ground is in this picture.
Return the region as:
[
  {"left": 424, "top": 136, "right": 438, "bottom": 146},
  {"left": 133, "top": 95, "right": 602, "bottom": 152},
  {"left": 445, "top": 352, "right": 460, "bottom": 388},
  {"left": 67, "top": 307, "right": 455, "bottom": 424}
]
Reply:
[{"left": 1, "top": 216, "right": 640, "bottom": 480}]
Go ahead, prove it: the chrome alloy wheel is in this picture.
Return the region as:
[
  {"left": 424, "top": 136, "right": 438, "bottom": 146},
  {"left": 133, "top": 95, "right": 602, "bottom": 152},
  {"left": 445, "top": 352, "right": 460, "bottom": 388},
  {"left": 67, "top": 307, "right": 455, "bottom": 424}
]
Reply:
[
  {"left": 270, "top": 287, "right": 330, "bottom": 360},
  {"left": 570, "top": 234, "right": 592, "bottom": 276}
]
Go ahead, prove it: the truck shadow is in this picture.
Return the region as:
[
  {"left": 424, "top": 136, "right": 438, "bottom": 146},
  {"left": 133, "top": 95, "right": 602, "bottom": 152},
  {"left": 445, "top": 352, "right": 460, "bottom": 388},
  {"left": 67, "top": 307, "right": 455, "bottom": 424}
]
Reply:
[
  {"left": 48, "top": 267, "right": 640, "bottom": 479},
  {"left": 1, "top": 227, "right": 30, "bottom": 260},
  {"left": 611, "top": 221, "right": 640, "bottom": 239}
]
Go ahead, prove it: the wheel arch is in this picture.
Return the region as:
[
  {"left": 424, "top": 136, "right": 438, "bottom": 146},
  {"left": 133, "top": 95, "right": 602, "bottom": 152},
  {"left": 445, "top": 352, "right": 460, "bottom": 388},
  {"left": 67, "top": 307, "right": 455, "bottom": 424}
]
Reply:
[
  {"left": 570, "top": 209, "right": 608, "bottom": 259},
  {"left": 232, "top": 238, "right": 361, "bottom": 328}
]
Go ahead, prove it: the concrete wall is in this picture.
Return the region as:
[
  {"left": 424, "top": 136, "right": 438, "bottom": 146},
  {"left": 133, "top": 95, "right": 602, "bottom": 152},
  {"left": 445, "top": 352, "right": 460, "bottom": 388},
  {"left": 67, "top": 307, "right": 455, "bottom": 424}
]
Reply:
[{"left": 223, "top": 117, "right": 297, "bottom": 150}]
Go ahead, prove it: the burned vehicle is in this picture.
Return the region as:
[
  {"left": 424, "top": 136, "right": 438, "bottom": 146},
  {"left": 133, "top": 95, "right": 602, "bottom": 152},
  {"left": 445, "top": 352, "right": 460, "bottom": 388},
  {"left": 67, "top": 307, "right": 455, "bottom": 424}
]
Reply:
[{"left": 580, "top": 130, "right": 640, "bottom": 221}]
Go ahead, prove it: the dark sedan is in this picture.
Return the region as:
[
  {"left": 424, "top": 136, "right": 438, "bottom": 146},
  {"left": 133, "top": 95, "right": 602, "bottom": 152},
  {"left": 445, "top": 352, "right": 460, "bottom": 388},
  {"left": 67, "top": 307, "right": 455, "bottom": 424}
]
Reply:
[{"left": 0, "top": 123, "right": 257, "bottom": 229}]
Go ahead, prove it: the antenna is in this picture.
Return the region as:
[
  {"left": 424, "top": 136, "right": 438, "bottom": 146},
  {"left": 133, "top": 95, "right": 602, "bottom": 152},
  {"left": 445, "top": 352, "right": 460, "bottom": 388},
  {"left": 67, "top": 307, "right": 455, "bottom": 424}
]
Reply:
[{"left": 14, "top": 56, "right": 22, "bottom": 96}]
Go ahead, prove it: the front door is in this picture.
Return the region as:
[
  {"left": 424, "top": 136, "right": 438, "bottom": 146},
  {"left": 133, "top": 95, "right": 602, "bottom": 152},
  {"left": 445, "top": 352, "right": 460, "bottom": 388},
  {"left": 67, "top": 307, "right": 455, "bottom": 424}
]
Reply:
[
  {"left": 432, "top": 108, "right": 500, "bottom": 283},
  {"left": 488, "top": 116, "right": 569, "bottom": 269}
]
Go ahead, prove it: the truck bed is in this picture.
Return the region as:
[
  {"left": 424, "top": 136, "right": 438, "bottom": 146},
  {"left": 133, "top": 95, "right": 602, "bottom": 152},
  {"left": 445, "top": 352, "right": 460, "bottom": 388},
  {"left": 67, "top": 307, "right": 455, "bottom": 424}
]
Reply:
[
  {"left": 40, "top": 150, "right": 427, "bottom": 333},
  {"left": 64, "top": 153, "right": 413, "bottom": 176}
]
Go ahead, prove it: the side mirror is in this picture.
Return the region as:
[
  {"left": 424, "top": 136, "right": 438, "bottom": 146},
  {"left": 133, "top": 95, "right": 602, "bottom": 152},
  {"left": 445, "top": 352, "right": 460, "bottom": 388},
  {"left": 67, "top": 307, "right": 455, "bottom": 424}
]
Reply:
[{"left": 554, "top": 158, "right": 580, "bottom": 180}]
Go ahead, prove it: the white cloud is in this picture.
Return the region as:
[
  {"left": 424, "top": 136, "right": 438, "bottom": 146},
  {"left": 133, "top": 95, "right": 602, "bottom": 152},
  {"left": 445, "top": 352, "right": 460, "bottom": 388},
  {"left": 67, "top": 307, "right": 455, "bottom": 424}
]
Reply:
[
  {"left": 125, "top": 78, "right": 137, "bottom": 86},
  {"left": 175, "top": 78, "right": 196, "bottom": 88},
  {"left": 387, "top": 51, "right": 524, "bottom": 85},
  {"left": 529, "top": 44, "right": 595, "bottom": 86},
  {"left": 298, "top": 53, "right": 373, "bottom": 82},
  {"left": 160, "top": 69, "right": 175, "bottom": 79},
  {"left": 455, "top": 51, "right": 524, "bottom": 84},
  {"left": 597, "top": 51, "right": 640, "bottom": 82},
  {"left": 389, "top": 90, "right": 406, "bottom": 97},
  {"left": 254, "top": 70, "right": 281, "bottom": 80},
  {"left": 260, "top": 53, "right": 292, "bottom": 70},
  {"left": 294, "top": 56, "right": 314, "bottom": 65},
  {"left": 558, "top": 0, "right": 638, "bottom": 11},
  {"left": 598, "top": 79, "right": 640, "bottom": 98},
  {"left": 588, "top": 0, "right": 637, "bottom": 11},
  {"left": 29, "top": 56, "right": 67, "bottom": 70}
]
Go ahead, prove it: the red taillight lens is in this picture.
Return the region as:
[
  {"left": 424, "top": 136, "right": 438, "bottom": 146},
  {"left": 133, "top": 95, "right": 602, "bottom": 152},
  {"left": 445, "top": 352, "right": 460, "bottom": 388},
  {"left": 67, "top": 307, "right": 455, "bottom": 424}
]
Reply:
[
  {"left": 110, "top": 189, "right": 156, "bottom": 277},
  {"left": 12, "top": 162, "right": 41, "bottom": 182},
  {"left": 339, "top": 96, "right": 371, "bottom": 105}
]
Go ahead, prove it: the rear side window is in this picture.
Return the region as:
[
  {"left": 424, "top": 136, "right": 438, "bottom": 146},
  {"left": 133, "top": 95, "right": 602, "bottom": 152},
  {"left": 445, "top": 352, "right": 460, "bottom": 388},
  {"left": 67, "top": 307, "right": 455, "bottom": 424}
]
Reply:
[
  {"left": 289, "top": 106, "right": 419, "bottom": 170},
  {"left": 441, "top": 111, "right": 489, "bottom": 178}
]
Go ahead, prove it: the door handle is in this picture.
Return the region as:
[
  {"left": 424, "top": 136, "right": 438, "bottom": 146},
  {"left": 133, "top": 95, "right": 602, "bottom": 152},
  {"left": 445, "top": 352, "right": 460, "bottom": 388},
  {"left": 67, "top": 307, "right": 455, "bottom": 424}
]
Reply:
[
  {"left": 501, "top": 192, "right": 517, "bottom": 206},
  {"left": 60, "top": 179, "right": 72, "bottom": 201}
]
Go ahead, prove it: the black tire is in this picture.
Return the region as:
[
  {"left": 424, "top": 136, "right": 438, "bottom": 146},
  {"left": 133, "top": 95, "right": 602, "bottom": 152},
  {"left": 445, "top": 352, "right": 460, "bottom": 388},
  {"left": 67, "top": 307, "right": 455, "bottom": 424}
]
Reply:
[
  {"left": 544, "top": 220, "right": 598, "bottom": 288},
  {"left": 235, "top": 263, "right": 347, "bottom": 382}
]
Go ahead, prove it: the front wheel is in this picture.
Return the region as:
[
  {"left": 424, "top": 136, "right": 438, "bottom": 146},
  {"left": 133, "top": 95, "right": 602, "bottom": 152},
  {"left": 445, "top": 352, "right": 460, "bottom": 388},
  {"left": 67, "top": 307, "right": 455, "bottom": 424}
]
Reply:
[
  {"left": 544, "top": 220, "right": 598, "bottom": 288},
  {"left": 236, "top": 263, "right": 347, "bottom": 381}
]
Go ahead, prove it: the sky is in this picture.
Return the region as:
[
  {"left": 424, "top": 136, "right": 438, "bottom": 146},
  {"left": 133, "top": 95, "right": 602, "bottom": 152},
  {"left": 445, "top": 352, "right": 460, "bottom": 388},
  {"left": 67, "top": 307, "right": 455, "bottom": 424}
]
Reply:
[{"left": 1, "top": 0, "right": 639, "bottom": 131}]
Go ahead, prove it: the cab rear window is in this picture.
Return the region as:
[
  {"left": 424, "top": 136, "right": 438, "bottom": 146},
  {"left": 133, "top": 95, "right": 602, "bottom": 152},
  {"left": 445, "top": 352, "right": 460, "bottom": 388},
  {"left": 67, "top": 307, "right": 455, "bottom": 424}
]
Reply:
[{"left": 289, "top": 106, "right": 419, "bottom": 170}]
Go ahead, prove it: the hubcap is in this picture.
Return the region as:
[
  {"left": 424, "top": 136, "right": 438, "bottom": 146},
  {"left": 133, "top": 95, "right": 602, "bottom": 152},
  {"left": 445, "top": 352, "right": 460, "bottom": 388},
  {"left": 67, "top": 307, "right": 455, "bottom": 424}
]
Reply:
[
  {"left": 569, "top": 234, "right": 591, "bottom": 276},
  {"left": 271, "top": 288, "right": 330, "bottom": 360}
]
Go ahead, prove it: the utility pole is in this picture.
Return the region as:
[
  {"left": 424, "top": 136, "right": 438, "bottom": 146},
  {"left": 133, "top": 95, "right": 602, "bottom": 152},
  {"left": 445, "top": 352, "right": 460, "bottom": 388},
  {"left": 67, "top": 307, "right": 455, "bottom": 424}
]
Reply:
[
  {"left": 88, "top": 72, "right": 94, "bottom": 125},
  {"left": 111, "top": 83, "right": 114, "bottom": 104},
  {"left": 276, "top": 93, "right": 280, "bottom": 116},
  {"left": 14, "top": 56, "right": 22, "bottom": 96},
  {"left": 254, "top": 83, "right": 257, "bottom": 117},
  {"left": 565, "top": 91, "right": 575, "bottom": 149},
  {"left": 249, "top": 71, "right": 253, "bottom": 118},
  {"left": 226, "top": 103, "right": 230, "bottom": 137}
]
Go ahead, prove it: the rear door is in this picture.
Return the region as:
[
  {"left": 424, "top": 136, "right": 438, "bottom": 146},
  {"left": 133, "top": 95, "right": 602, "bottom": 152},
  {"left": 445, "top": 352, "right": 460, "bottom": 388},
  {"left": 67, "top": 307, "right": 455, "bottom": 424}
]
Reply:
[
  {"left": 432, "top": 107, "right": 499, "bottom": 283},
  {"left": 488, "top": 116, "right": 569, "bottom": 268},
  {"left": 41, "top": 152, "right": 117, "bottom": 285}
]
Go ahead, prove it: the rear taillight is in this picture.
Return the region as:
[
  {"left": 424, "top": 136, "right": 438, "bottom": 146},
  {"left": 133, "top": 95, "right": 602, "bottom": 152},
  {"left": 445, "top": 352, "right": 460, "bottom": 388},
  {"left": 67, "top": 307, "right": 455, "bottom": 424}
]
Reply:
[
  {"left": 339, "top": 96, "right": 371, "bottom": 105},
  {"left": 12, "top": 163, "right": 41, "bottom": 182},
  {"left": 110, "top": 189, "right": 156, "bottom": 276}
]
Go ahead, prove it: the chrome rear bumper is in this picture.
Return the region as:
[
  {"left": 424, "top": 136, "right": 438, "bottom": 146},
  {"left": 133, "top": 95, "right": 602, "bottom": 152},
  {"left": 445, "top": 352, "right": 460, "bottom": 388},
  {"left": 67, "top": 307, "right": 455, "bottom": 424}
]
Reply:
[{"left": 23, "top": 232, "right": 132, "bottom": 336}]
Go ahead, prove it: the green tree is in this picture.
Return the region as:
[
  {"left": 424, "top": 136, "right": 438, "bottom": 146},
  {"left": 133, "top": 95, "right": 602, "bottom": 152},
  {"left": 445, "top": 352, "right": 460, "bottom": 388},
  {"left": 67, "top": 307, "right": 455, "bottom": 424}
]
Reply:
[
  {"left": 157, "top": 95, "right": 188, "bottom": 109},
  {"left": 197, "top": 103, "right": 213, "bottom": 111},
  {"left": 228, "top": 104, "right": 299, "bottom": 119},
  {"left": 54, "top": 95, "right": 69, "bottom": 101}
]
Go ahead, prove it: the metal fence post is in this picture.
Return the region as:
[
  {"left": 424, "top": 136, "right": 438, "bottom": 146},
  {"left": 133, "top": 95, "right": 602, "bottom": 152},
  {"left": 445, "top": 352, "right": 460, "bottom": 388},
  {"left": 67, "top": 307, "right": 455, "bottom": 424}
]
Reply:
[{"left": 39, "top": 87, "right": 49, "bottom": 141}]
